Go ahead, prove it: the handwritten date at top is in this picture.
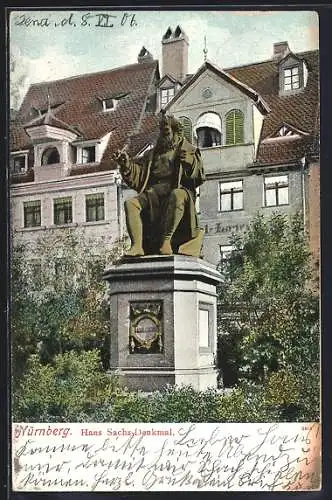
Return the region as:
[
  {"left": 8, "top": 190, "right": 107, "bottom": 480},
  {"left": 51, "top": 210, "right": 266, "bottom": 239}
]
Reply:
[{"left": 13, "top": 12, "right": 137, "bottom": 29}]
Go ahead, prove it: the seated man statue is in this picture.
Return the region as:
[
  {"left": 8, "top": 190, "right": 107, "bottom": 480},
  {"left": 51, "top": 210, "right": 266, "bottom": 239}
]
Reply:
[{"left": 114, "top": 113, "right": 205, "bottom": 257}]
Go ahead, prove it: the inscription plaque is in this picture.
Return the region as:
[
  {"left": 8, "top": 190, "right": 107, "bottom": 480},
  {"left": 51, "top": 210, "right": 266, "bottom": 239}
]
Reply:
[{"left": 129, "top": 301, "right": 163, "bottom": 354}]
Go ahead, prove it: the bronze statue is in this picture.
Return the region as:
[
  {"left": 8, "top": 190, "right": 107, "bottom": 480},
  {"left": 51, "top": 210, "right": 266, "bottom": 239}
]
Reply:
[{"left": 114, "top": 113, "right": 205, "bottom": 257}]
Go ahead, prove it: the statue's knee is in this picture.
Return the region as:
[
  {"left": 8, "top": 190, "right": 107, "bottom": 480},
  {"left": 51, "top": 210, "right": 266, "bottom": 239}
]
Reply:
[
  {"left": 170, "top": 188, "right": 187, "bottom": 206},
  {"left": 125, "top": 197, "right": 141, "bottom": 211}
]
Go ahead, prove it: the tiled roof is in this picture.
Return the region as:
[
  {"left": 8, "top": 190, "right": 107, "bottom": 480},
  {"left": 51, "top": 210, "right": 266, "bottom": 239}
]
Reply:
[
  {"left": 24, "top": 109, "right": 79, "bottom": 134},
  {"left": 226, "top": 50, "right": 319, "bottom": 164},
  {"left": 10, "top": 48, "right": 319, "bottom": 182},
  {"left": 11, "top": 60, "right": 159, "bottom": 167},
  {"left": 166, "top": 60, "right": 270, "bottom": 115}
]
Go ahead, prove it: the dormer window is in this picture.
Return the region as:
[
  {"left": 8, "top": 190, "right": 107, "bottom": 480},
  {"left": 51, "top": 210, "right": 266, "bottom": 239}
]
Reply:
[
  {"left": 279, "top": 54, "right": 308, "bottom": 94},
  {"left": 41, "top": 147, "right": 60, "bottom": 165},
  {"left": 74, "top": 138, "right": 103, "bottom": 165},
  {"left": 80, "top": 146, "right": 96, "bottom": 164},
  {"left": 99, "top": 93, "right": 128, "bottom": 112},
  {"left": 102, "top": 98, "right": 116, "bottom": 112},
  {"left": 161, "top": 87, "right": 174, "bottom": 107},
  {"left": 11, "top": 151, "right": 28, "bottom": 173},
  {"left": 284, "top": 66, "right": 300, "bottom": 91}
]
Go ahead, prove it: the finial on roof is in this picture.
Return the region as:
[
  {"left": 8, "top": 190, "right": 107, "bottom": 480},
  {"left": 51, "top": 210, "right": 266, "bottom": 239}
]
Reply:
[
  {"left": 47, "top": 90, "right": 51, "bottom": 113},
  {"left": 203, "top": 35, "right": 208, "bottom": 62}
]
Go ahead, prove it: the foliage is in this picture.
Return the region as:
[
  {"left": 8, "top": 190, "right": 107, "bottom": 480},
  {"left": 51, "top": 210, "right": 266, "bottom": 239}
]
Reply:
[
  {"left": 13, "top": 368, "right": 319, "bottom": 423},
  {"left": 12, "top": 350, "right": 120, "bottom": 422},
  {"left": 10, "top": 49, "right": 28, "bottom": 111},
  {"left": 11, "top": 229, "right": 127, "bottom": 387},
  {"left": 217, "top": 212, "right": 320, "bottom": 388}
]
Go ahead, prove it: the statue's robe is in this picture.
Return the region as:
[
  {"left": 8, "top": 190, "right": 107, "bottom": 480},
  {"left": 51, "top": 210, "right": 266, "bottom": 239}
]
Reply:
[{"left": 120, "top": 138, "right": 205, "bottom": 254}]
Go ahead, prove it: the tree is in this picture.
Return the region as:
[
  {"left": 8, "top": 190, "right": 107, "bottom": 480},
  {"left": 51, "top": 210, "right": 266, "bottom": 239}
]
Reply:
[
  {"left": 11, "top": 228, "right": 127, "bottom": 387},
  {"left": 10, "top": 48, "right": 28, "bottom": 112},
  {"left": 217, "top": 212, "right": 320, "bottom": 390}
]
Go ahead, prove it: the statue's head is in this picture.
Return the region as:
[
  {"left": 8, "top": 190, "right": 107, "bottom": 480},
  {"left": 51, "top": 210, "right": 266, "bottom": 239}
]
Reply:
[{"left": 156, "top": 112, "right": 183, "bottom": 152}]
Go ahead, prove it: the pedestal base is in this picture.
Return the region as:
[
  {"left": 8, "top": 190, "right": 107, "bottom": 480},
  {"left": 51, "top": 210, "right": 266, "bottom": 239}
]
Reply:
[{"left": 103, "top": 255, "right": 221, "bottom": 392}]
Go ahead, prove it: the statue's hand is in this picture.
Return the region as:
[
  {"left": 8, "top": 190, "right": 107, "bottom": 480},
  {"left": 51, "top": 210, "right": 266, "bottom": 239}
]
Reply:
[
  {"left": 179, "top": 148, "right": 194, "bottom": 167},
  {"left": 112, "top": 150, "right": 130, "bottom": 169}
]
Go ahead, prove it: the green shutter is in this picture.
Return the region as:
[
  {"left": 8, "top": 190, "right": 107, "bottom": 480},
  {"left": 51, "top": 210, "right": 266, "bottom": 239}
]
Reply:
[
  {"left": 234, "top": 110, "right": 244, "bottom": 144},
  {"left": 179, "top": 116, "right": 192, "bottom": 143},
  {"left": 226, "top": 112, "right": 234, "bottom": 145},
  {"left": 226, "top": 110, "right": 244, "bottom": 145}
]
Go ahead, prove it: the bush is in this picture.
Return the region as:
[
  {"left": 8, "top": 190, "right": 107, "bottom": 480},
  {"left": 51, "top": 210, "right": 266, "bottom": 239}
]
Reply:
[
  {"left": 12, "top": 349, "right": 120, "bottom": 422},
  {"left": 13, "top": 353, "right": 319, "bottom": 423}
]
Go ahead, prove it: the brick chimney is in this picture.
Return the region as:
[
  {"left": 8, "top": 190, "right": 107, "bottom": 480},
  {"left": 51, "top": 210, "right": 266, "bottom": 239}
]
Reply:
[
  {"left": 273, "top": 41, "right": 290, "bottom": 61},
  {"left": 162, "top": 25, "right": 189, "bottom": 82}
]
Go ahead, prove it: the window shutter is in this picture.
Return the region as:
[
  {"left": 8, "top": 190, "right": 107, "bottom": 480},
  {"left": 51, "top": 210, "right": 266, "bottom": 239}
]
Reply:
[
  {"left": 226, "top": 110, "right": 244, "bottom": 145},
  {"left": 179, "top": 116, "right": 192, "bottom": 143},
  {"left": 234, "top": 110, "right": 244, "bottom": 144},
  {"left": 226, "top": 112, "right": 234, "bottom": 145}
]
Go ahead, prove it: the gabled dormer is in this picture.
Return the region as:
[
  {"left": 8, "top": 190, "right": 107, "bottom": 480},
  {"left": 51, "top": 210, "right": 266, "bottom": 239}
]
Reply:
[
  {"left": 262, "top": 122, "right": 310, "bottom": 143},
  {"left": 157, "top": 73, "right": 182, "bottom": 111},
  {"left": 277, "top": 46, "right": 309, "bottom": 95}
]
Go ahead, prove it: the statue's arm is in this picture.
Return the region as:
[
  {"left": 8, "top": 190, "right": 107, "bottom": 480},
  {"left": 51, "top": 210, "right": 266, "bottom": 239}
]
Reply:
[
  {"left": 115, "top": 151, "right": 149, "bottom": 192},
  {"left": 179, "top": 142, "right": 205, "bottom": 187}
]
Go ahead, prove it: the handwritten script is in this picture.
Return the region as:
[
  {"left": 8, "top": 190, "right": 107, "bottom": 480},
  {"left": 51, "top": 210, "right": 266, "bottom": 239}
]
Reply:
[
  {"left": 13, "top": 12, "right": 138, "bottom": 29},
  {"left": 12, "top": 422, "right": 321, "bottom": 492}
]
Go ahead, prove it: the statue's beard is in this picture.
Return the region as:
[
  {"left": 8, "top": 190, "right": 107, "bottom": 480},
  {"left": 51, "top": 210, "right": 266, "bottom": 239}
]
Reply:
[{"left": 155, "top": 135, "right": 176, "bottom": 154}]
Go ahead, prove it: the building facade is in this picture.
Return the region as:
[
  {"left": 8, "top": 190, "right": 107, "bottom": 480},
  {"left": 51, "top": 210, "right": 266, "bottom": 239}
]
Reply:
[{"left": 10, "top": 27, "right": 320, "bottom": 272}]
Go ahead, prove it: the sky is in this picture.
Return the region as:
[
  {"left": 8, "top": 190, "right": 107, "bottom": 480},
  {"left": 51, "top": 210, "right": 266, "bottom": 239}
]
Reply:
[{"left": 9, "top": 9, "right": 319, "bottom": 108}]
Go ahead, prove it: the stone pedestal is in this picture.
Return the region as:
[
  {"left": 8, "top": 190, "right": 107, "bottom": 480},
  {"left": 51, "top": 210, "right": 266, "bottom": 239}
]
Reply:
[{"left": 103, "top": 255, "right": 221, "bottom": 392}]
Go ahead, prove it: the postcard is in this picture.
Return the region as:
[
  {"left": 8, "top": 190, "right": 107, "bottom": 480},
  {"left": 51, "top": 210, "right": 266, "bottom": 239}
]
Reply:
[{"left": 9, "top": 8, "right": 321, "bottom": 493}]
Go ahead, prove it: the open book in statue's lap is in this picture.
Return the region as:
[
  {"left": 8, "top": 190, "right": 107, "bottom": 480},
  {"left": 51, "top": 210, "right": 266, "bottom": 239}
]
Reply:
[{"left": 113, "top": 114, "right": 205, "bottom": 257}]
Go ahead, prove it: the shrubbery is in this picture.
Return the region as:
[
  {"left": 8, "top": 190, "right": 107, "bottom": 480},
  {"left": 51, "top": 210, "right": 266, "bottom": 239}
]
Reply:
[{"left": 13, "top": 349, "right": 320, "bottom": 423}]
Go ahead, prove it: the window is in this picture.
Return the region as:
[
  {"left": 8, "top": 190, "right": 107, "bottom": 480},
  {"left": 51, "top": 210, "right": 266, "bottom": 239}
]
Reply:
[
  {"left": 218, "top": 245, "right": 234, "bottom": 273},
  {"left": 283, "top": 66, "right": 300, "bottom": 91},
  {"left": 219, "top": 181, "right": 243, "bottom": 212},
  {"left": 161, "top": 87, "right": 174, "bottom": 107},
  {"left": 86, "top": 193, "right": 105, "bottom": 222},
  {"left": 195, "top": 112, "right": 222, "bottom": 148},
  {"left": 264, "top": 175, "right": 289, "bottom": 206},
  {"left": 12, "top": 155, "right": 27, "bottom": 174},
  {"left": 225, "top": 110, "right": 244, "bottom": 145},
  {"left": 24, "top": 200, "right": 41, "bottom": 228},
  {"left": 102, "top": 98, "right": 115, "bottom": 111},
  {"left": 197, "top": 128, "right": 221, "bottom": 148},
  {"left": 41, "top": 147, "right": 60, "bottom": 165},
  {"left": 179, "top": 116, "right": 192, "bottom": 142},
  {"left": 79, "top": 146, "right": 96, "bottom": 164},
  {"left": 195, "top": 186, "right": 200, "bottom": 214},
  {"left": 54, "top": 197, "right": 72, "bottom": 225}
]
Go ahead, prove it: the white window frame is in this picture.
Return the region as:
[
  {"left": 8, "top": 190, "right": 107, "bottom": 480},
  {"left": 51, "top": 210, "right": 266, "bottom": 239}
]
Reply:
[
  {"left": 11, "top": 151, "right": 29, "bottom": 174},
  {"left": 75, "top": 143, "right": 97, "bottom": 164},
  {"left": 283, "top": 66, "right": 300, "bottom": 91},
  {"left": 161, "top": 87, "right": 175, "bottom": 107},
  {"left": 85, "top": 193, "right": 105, "bottom": 222},
  {"left": 218, "top": 244, "right": 235, "bottom": 274},
  {"left": 53, "top": 196, "right": 73, "bottom": 225},
  {"left": 219, "top": 180, "right": 244, "bottom": 212},
  {"left": 102, "top": 98, "right": 117, "bottom": 112},
  {"left": 264, "top": 174, "right": 289, "bottom": 207},
  {"left": 23, "top": 200, "right": 41, "bottom": 228}
]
